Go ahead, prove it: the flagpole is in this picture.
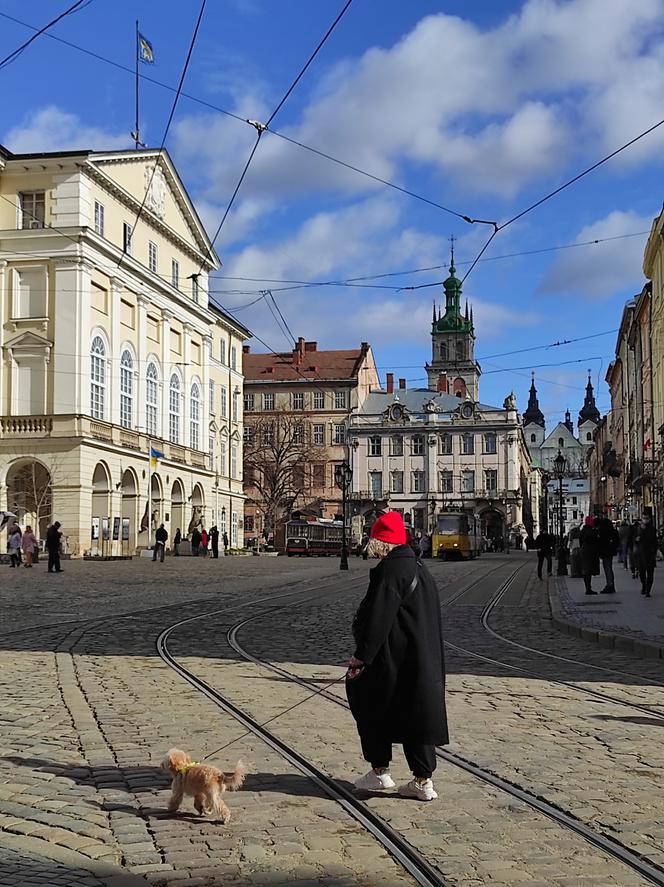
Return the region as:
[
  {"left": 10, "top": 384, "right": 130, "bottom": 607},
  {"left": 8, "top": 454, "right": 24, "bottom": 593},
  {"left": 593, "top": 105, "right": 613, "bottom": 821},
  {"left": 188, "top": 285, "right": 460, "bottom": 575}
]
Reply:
[{"left": 134, "top": 20, "right": 140, "bottom": 150}]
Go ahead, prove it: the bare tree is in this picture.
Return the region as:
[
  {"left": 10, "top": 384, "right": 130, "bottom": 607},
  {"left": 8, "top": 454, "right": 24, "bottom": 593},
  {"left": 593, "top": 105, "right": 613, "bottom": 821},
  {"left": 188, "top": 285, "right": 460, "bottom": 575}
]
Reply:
[
  {"left": 243, "top": 412, "right": 327, "bottom": 533},
  {"left": 7, "top": 458, "right": 58, "bottom": 538}
]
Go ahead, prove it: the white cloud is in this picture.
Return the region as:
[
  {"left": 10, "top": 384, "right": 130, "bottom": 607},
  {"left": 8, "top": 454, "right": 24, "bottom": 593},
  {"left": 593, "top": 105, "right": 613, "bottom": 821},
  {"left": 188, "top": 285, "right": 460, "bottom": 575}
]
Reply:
[
  {"left": 538, "top": 210, "right": 651, "bottom": 298},
  {"left": 3, "top": 106, "right": 129, "bottom": 153}
]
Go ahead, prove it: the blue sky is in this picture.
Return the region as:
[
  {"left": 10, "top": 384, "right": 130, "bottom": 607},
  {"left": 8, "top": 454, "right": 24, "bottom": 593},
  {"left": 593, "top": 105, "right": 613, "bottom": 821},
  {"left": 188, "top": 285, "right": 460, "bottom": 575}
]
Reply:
[{"left": 2, "top": 0, "right": 663, "bottom": 424}]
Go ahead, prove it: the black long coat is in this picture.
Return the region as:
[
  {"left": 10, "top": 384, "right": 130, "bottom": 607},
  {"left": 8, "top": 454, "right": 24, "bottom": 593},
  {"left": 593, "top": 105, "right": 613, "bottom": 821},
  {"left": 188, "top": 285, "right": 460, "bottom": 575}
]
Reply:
[
  {"left": 347, "top": 545, "right": 449, "bottom": 746},
  {"left": 635, "top": 522, "right": 658, "bottom": 569},
  {"left": 579, "top": 525, "right": 600, "bottom": 575}
]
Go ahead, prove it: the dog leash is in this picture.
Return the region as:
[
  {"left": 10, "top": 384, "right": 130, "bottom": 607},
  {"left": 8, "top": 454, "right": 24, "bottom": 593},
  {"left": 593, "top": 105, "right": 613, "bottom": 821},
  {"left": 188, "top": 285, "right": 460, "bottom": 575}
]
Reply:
[{"left": 200, "top": 669, "right": 348, "bottom": 763}]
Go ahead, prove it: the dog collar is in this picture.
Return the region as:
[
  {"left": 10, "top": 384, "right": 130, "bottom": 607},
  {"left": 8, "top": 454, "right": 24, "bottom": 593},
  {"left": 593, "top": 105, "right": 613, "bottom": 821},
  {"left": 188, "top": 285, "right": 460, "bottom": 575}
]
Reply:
[{"left": 176, "top": 762, "right": 200, "bottom": 775}]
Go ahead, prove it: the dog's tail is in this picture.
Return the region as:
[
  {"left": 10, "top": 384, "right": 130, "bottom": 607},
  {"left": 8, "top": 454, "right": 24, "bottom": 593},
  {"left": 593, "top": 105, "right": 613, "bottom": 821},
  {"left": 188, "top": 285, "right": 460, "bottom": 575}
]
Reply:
[{"left": 220, "top": 760, "right": 246, "bottom": 791}]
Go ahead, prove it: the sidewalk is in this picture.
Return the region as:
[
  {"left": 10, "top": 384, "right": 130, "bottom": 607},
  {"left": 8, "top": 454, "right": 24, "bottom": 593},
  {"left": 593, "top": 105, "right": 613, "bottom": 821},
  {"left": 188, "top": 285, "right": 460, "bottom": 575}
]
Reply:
[{"left": 549, "top": 559, "right": 664, "bottom": 659}]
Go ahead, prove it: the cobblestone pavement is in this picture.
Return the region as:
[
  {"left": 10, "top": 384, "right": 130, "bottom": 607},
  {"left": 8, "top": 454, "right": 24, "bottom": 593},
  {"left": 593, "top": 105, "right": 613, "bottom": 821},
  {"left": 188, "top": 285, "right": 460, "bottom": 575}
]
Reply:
[
  {"left": 1, "top": 553, "right": 663, "bottom": 885},
  {"left": 555, "top": 564, "right": 664, "bottom": 647}
]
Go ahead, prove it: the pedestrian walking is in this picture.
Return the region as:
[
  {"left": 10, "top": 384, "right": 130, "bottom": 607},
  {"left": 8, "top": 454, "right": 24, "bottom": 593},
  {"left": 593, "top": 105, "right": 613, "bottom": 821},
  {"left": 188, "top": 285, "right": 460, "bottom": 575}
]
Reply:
[
  {"left": 597, "top": 517, "right": 620, "bottom": 594},
  {"left": 579, "top": 516, "right": 599, "bottom": 595},
  {"left": 534, "top": 529, "right": 555, "bottom": 579},
  {"left": 153, "top": 523, "right": 168, "bottom": 562},
  {"left": 346, "top": 512, "right": 448, "bottom": 802},
  {"left": 222, "top": 531, "right": 229, "bottom": 554},
  {"left": 173, "top": 529, "right": 181, "bottom": 557},
  {"left": 45, "top": 521, "right": 63, "bottom": 573},
  {"left": 634, "top": 514, "right": 658, "bottom": 597},
  {"left": 191, "top": 527, "right": 202, "bottom": 557},
  {"left": 200, "top": 528, "right": 209, "bottom": 557},
  {"left": 8, "top": 524, "right": 21, "bottom": 568},
  {"left": 21, "top": 526, "right": 37, "bottom": 567},
  {"left": 210, "top": 525, "right": 219, "bottom": 559}
]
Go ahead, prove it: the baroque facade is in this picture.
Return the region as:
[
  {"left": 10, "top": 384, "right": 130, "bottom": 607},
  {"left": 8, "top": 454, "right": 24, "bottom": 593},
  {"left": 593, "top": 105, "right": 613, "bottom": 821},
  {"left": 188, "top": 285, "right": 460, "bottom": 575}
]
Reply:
[
  {"left": 0, "top": 143, "right": 247, "bottom": 555},
  {"left": 242, "top": 337, "right": 379, "bottom": 538},
  {"left": 349, "top": 257, "right": 537, "bottom": 545}
]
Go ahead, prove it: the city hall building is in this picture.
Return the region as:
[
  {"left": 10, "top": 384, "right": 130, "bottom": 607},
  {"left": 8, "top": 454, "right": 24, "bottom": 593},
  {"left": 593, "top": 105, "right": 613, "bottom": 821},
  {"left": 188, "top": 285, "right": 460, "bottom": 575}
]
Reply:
[{"left": 0, "top": 143, "right": 247, "bottom": 555}]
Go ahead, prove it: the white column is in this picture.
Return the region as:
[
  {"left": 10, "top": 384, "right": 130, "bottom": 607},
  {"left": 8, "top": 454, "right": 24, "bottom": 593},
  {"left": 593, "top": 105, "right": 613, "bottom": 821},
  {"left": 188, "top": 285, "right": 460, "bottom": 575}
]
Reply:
[
  {"left": 160, "top": 310, "right": 172, "bottom": 441},
  {"left": 52, "top": 258, "right": 91, "bottom": 415},
  {"left": 109, "top": 277, "right": 123, "bottom": 425},
  {"left": 0, "top": 261, "right": 6, "bottom": 416},
  {"left": 136, "top": 294, "right": 149, "bottom": 431}
]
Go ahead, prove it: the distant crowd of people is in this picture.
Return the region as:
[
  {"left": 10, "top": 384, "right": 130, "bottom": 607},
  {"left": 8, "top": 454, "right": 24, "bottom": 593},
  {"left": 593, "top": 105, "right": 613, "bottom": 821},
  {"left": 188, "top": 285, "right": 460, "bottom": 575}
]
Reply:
[
  {"left": 534, "top": 514, "right": 659, "bottom": 597},
  {"left": 6, "top": 520, "right": 64, "bottom": 573},
  {"left": 152, "top": 524, "right": 229, "bottom": 562}
]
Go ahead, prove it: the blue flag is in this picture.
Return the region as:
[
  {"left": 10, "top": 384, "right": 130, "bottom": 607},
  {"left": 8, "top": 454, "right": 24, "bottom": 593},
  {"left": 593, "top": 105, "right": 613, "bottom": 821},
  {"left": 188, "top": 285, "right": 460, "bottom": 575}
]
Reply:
[
  {"left": 138, "top": 33, "right": 154, "bottom": 64},
  {"left": 150, "top": 446, "right": 164, "bottom": 468}
]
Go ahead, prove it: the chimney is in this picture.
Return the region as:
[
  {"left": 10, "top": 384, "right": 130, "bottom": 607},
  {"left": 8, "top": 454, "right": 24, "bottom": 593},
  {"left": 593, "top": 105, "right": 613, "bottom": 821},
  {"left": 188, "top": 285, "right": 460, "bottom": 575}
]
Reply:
[
  {"left": 242, "top": 345, "right": 251, "bottom": 354},
  {"left": 304, "top": 341, "right": 317, "bottom": 352},
  {"left": 437, "top": 373, "right": 448, "bottom": 393},
  {"left": 292, "top": 336, "right": 305, "bottom": 366},
  {"left": 386, "top": 373, "right": 394, "bottom": 394},
  {"left": 399, "top": 378, "right": 406, "bottom": 390}
]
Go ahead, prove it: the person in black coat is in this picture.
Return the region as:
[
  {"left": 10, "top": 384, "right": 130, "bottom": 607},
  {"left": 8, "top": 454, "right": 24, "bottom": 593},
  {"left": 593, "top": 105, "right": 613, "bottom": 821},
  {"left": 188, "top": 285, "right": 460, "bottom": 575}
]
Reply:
[
  {"left": 153, "top": 523, "right": 168, "bottom": 562},
  {"left": 210, "top": 525, "right": 220, "bottom": 558},
  {"left": 534, "top": 530, "right": 555, "bottom": 579},
  {"left": 173, "top": 529, "right": 182, "bottom": 556},
  {"left": 45, "top": 522, "right": 63, "bottom": 573},
  {"left": 191, "top": 527, "right": 202, "bottom": 556},
  {"left": 579, "top": 516, "right": 599, "bottom": 595},
  {"left": 596, "top": 517, "right": 620, "bottom": 594},
  {"left": 634, "top": 515, "right": 658, "bottom": 597},
  {"left": 347, "top": 511, "right": 448, "bottom": 802}
]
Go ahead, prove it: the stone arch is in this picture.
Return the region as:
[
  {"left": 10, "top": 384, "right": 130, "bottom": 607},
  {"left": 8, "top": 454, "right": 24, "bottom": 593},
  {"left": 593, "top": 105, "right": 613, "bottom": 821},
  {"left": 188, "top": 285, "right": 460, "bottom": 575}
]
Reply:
[
  {"left": 478, "top": 505, "right": 506, "bottom": 551},
  {"left": 91, "top": 461, "right": 112, "bottom": 552},
  {"left": 453, "top": 377, "right": 467, "bottom": 398},
  {"left": 5, "top": 457, "right": 53, "bottom": 539}
]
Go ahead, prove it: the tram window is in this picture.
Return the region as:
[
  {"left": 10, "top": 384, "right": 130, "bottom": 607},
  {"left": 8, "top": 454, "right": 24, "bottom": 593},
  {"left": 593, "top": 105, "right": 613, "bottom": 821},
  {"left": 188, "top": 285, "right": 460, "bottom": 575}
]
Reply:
[{"left": 436, "top": 515, "right": 460, "bottom": 534}]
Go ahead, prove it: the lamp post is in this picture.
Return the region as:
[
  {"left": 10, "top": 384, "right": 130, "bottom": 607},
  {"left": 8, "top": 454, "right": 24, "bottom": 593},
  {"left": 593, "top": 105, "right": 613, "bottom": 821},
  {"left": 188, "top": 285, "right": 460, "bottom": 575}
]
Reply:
[
  {"left": 553, "top": 450, "right": 567, "bottom": 575},
  {"left": 335, "top": 462, "right": 352, "bottom": 571}
]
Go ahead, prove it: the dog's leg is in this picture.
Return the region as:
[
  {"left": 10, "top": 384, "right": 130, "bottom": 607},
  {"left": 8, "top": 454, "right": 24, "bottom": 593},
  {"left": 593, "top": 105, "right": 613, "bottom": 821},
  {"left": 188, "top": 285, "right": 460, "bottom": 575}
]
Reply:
[
  {"left": 194, "top": 794, "right": 206, "bottom": 816},
  {"left": 167, "top": 775, "right": 184, "bottom": 813},
  {"left": 217, "top": 799, "right": 231, "bottom": 825}
]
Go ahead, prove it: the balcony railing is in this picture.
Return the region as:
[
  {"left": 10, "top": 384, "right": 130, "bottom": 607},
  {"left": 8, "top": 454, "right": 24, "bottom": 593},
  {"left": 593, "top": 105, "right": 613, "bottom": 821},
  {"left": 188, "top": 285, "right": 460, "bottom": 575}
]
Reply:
[{"left": 0, "top": 414, "right": 210, "bottom": 471}]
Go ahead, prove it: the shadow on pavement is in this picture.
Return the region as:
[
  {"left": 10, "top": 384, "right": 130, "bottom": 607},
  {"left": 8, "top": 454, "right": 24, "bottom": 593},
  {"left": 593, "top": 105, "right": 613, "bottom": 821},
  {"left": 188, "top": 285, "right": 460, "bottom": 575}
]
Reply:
[{"left": 590, "top": 714, "right": 664, "bottom": 728}]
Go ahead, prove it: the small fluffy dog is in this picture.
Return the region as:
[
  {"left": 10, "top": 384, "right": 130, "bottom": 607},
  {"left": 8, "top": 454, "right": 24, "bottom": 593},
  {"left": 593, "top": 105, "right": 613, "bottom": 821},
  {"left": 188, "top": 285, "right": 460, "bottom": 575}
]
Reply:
[{"left": 161, "top": 748, "right": 246, "bottom": 823}]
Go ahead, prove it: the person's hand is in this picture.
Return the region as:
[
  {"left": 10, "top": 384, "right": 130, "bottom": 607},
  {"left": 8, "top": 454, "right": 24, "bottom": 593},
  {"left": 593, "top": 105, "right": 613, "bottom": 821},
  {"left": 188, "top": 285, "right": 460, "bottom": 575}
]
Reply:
[{"left": 346, "top": 655, "right": 364, "bottom": 680}]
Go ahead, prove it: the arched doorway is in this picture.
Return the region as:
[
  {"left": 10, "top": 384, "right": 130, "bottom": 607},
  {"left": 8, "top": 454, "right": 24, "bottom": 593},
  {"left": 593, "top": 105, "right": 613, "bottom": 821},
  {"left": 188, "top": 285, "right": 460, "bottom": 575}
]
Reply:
[
  {"left": 188, "top": 483, "right": 204, "bottom": 534},
  {"left": 480, "top": 507, "right": 505, "bottom": 552},
  {"left": 121, "top": 468, "right": 138, "bottom": 551},
  {"left": 92, "top": 462, "right": 111, "bottom": 553},
  {"left": 171, "top": 480, "right": 185, "bottom": 538},
  {"left": 5, "top": 459, "right": 52, "bottom": 538}
]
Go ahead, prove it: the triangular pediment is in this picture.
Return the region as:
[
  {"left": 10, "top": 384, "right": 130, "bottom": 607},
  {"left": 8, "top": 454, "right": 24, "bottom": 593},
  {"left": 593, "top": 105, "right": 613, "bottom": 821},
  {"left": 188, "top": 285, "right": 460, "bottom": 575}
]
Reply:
[
  {"left": 86, "top": 149, "right": 219, "bottom": 268},
  {"left": 542, "top": 422, "right": 579, "bottom": 448},
  {"left": 4, "top": 329, "right": 52, "bottom": 350}
]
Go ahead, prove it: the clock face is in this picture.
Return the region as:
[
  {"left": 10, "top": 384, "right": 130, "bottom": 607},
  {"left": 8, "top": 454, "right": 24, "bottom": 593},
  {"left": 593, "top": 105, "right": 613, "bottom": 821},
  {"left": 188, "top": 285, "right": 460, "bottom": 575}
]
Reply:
[{"left": 461, "top": 403, "right": 473, "bottom": 419}]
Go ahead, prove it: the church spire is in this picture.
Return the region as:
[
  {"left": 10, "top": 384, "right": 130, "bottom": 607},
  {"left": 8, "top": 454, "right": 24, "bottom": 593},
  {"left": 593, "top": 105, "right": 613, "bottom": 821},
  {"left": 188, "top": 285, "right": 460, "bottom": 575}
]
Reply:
[
  {"left": 578, "top": 371, "right": 600, "bottom": 426},
  {"left": 564, "top": 409, "right": 574, "bottom": 433},
  {"left": 523, "top": 372, "right": 545, "bottom": 428}
]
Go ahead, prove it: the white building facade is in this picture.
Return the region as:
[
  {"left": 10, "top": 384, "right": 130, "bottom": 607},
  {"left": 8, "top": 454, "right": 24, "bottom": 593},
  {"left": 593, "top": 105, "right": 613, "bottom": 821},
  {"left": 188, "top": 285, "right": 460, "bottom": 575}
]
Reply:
[
  {"left": 0, "top": 143, "right": 247, "bottom": 555},
  {"left": 348, "top": 256, "right": 537, "bottom": 545}
]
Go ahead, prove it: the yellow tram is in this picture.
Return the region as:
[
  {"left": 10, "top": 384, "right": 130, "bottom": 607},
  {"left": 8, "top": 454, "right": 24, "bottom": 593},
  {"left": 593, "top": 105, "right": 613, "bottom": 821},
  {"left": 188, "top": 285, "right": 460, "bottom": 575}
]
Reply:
[{"left": 432, "top": 511, "right": 481, "bottom": 560}]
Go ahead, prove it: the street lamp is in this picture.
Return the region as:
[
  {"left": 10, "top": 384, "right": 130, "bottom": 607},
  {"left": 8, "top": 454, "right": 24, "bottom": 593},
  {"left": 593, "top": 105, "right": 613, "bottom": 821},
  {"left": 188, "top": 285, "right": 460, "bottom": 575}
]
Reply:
[
  {"left": 335, "top": 462, "right": 353, "bottom": 571},
  {"left": 553, "top": 450, "right": 567, "bottom": 575}
]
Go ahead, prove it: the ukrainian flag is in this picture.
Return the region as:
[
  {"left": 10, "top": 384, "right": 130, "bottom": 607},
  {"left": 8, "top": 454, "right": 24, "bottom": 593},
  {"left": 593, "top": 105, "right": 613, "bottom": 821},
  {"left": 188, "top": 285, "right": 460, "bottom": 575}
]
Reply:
[
  {"left": 139, "top": 33, "right": 154, "bottom": 64},
  {"left": 150, "top": 446, "right": 164, "bottom": 469}
]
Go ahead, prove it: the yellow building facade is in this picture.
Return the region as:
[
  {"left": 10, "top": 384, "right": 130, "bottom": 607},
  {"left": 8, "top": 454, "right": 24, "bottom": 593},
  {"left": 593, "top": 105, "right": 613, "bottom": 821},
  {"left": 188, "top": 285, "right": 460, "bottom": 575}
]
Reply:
[{"left": 0, "top": 144, "right": 246, "bottom": 555}]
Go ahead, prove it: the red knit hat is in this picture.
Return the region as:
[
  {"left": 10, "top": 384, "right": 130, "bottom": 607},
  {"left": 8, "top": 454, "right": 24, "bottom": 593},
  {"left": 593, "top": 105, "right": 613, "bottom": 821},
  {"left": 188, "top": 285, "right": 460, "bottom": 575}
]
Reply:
[{"left": 370, "top": 512, "right": 407, "bottom": 545}]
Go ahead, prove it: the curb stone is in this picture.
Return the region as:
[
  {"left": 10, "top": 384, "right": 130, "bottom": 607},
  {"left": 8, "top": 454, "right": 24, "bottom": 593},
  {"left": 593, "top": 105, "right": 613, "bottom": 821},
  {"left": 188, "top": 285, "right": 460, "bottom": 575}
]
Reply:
[
  {"left": 547, "top": 578, "right": 663, "bottom": 660},
  {"left": 0, "top": 832, "right": 151, "bottom": 886}
]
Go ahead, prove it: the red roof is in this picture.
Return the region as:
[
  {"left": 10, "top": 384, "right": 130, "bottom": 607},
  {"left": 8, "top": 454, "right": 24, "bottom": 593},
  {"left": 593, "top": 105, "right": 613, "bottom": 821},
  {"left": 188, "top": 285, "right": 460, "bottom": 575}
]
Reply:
[{"left": 243, "top": 339, "right": 369, "bottom": 383}]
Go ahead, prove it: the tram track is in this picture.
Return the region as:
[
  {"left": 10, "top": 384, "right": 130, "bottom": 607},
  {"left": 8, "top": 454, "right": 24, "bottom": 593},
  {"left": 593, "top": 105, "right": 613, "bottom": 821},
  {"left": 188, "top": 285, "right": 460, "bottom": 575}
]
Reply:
[{"left": 216, "top": 560, "right": 664, "bottom": 887}]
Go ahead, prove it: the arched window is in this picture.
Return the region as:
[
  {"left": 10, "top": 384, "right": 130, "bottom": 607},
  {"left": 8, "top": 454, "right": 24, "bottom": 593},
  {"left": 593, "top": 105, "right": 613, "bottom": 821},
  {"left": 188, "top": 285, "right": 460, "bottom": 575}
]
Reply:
[
  {"left": 90, "top": 335, "right": 106, "bottom": 420},
  {"left": 586, "top": 432, "right": 592, "bottom": 442},
  {"left": 530, "top": 433, "right": 537, "bottom": 443},
  {"left": 169, "top": 374, "right": 181, "bottom": 443},
  {"left": 190, "top": 382, "right": 201, "bottom": 450},
  {"left": 558, "top": 437, "right": 564, "bottom": 448},
  {"left": 146, "top": 362, "right": 159, "bottom": 436},
  {"left": 456, "top": 340, "right": 465, "bottom": 361},
  {"left": 119, "top": 350, "right": 133, "bottom": 428}
]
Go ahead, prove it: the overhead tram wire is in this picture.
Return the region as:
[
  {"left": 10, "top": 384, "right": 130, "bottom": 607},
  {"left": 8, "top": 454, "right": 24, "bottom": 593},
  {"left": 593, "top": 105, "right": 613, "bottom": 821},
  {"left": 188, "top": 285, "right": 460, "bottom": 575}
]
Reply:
[
  {"left": 0, "top": 9, "right": 482, "bottom": 226},
  {"left": 119, "top": 0, "right": 208, "bottom": 269},
  {"left": 0, "top": 0, "right": 91, "bottom": 71},
  {"left": 199, "top": 0, "right": 358, "bottom": 270}
]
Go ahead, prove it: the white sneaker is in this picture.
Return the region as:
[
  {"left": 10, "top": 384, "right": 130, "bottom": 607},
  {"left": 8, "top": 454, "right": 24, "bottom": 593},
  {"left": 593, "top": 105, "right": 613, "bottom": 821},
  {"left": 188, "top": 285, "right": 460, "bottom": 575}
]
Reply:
[
  {"left": 398, "top": 778, "right": 438, "bottom": 801},
  {"left": 354, "top": 770, "right": 396, "bottom": 791}
]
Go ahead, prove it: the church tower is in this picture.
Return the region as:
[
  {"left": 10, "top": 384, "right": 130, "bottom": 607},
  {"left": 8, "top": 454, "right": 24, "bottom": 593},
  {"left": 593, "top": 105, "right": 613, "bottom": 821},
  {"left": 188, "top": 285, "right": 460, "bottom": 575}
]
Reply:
[
  {"left": 522, "top": 373, "right": 545, "bottom": 451},
  {"left": 425, "top": 244, "right": 481, "bottom": 399},
  {"left": 578, "top": 372, "right": 601, "bottom": 446}
]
